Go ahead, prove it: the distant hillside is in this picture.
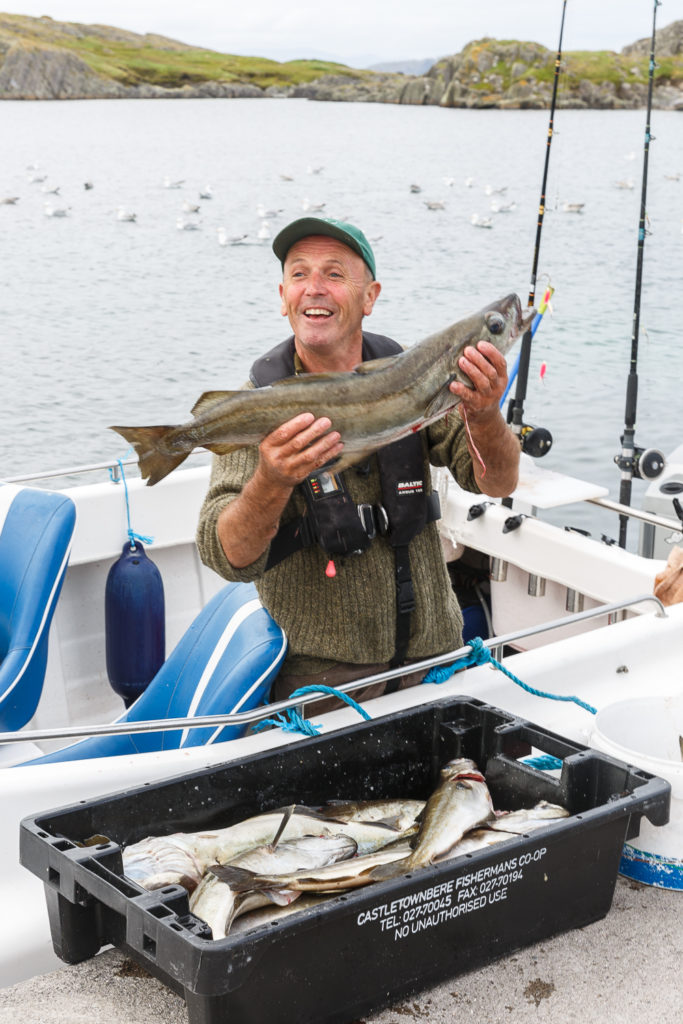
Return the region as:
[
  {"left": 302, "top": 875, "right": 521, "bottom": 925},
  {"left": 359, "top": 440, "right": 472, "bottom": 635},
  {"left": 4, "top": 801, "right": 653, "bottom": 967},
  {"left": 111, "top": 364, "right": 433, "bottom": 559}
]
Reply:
[{"left": 1, "top": 12, "right": 682, "bottom": 109}]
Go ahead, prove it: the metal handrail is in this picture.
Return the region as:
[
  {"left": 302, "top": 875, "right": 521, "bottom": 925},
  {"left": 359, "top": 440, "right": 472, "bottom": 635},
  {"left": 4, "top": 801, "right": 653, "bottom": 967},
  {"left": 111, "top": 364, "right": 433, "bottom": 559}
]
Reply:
[
  {"left": 0, "top": 450, "right": 211, "bottom": 485},
  {"left": 0, "top": 594, "right": 666, "bottom": 748},
  {"left": 587, "top": 495, "right": 682, "bottom": 534}
]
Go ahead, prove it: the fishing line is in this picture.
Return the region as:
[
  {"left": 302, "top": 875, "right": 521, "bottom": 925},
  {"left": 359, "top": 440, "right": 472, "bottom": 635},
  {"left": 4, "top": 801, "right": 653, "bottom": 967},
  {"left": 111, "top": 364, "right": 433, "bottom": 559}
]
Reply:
[
  {"left": 616, "top": 0, "right": 661, "bottom": 549},
  {"left": 507, "top": 0, "right": 567, "bottom": 441}
]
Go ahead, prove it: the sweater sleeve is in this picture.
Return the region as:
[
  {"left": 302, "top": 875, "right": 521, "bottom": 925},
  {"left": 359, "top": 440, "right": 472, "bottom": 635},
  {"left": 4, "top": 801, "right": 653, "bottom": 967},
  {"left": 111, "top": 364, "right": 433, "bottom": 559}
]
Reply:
[
  {"left": 195, "top": 444, "right": 271, "bottom": 583},
  {"left": 427, "top": 411, "right": 481, "bottom": 494}
]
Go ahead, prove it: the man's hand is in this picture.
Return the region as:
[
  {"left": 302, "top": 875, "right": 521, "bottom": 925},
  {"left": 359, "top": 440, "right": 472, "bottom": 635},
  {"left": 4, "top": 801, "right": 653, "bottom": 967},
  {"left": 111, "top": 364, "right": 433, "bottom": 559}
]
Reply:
[
  {"left": 258, "top": 413, "right": 343, "bottom": 486},
  {"left": 449, "top": 340, "right": 508, "bottom": 417},
  {"left": 217, "top": 412, "right": 342, "bottom": 569}
]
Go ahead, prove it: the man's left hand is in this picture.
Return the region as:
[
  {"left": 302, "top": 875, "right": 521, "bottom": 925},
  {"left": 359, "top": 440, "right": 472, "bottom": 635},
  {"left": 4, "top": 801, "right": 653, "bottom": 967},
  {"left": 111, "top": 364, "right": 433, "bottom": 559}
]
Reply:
[{"left": 449, "top": 340, "right": 508, "bottom": 416}]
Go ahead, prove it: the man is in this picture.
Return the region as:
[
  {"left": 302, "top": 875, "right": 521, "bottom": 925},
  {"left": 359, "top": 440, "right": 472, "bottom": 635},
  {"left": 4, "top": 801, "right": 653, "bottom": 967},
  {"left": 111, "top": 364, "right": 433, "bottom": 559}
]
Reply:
[{"left": 196, "top": 216, "right": 519, "bottom": 705}]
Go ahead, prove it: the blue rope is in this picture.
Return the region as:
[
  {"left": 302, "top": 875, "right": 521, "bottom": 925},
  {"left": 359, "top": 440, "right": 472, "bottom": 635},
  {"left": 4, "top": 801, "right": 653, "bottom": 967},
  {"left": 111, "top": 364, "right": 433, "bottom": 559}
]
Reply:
[
  {"left": 422, "top": 636, "right": 597, "bottom": 715},
  {"left": 252, "top": 684, "right": 372, "bottom": 737},
  {"left": 522, "top": 754, "right": 564, "bottom": 771},
  {"left": 109, "top": 456, "right": 154, "bottom": 548}
]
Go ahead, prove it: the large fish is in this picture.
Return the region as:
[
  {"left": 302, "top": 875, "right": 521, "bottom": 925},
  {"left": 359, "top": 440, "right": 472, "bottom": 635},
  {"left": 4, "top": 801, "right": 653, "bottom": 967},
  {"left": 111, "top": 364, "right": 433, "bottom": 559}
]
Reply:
[
  {"left": 369, "top": 758, "right": 495, "bottom": 882},
  {"left": 190, "top": 833, "right": 357, "bottom": 939},
  {"left": 111, "top": 294, "right": 534, "bottom": 485}
]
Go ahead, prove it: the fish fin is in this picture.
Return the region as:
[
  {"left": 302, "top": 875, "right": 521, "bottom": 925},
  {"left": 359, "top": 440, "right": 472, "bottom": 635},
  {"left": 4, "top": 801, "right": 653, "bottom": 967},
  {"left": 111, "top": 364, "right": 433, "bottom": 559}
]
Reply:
[
  {"left": 109, "top": 425, "right": 190, "bottom": 486},
  {"left": 210, "top": 864, "right": 263, "bottom": 892},
  {"left": 190, "top": 391, "right": 241, "bottom": 416},
  {"left": 352, "top": 355, "right": 403, "bottom": 374},
  {"left": 268, "top": 805, "right": 296, "bottom": 851},
  {"left": 423, "top": 385, "right": 461, "bottom": 420},
  {"left": 202, "top": 441, "right": 249, "bottom": 456},
  {"left": 368, "top": 857, "right": 411, "bottom": 884}
]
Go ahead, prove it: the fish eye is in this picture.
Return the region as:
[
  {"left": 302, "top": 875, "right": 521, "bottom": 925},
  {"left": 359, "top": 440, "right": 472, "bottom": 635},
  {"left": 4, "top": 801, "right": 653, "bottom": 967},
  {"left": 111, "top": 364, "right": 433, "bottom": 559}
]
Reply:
[{"left": 485, "top": 312, "right": 505, "bottom": 335}]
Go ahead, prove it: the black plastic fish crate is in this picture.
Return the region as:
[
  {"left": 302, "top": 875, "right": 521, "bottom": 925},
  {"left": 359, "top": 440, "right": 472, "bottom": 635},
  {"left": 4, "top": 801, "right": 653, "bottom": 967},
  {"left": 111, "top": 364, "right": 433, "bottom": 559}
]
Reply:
[{"left": 20, "top": 696, "right": 670, "bottom": 1024}]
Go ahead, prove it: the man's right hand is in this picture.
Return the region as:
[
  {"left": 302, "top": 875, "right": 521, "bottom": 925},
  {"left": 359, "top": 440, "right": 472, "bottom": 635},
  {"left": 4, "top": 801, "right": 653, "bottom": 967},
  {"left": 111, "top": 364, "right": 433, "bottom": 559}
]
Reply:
[
  {"left": 258, "top": 412, "right": 343, "bottom": 487},
  {"left": 216, "top": 413, "right": 343, "bottom": 569}
]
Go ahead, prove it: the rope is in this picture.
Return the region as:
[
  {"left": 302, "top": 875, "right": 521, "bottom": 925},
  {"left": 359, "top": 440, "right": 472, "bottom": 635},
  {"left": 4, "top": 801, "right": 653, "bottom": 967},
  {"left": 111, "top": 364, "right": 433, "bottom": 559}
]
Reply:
[
  {"left": 422, "top": 636, "right": 597, "bottom": 715},
  {"left": 109, "top": 456, "right": 154, "bottom": 549},
  {"left": 252, "top": 684, "right": 372, "bottom": 737},
  {"left": 522, "top": 754, "right": 564, "bottom": 771}
]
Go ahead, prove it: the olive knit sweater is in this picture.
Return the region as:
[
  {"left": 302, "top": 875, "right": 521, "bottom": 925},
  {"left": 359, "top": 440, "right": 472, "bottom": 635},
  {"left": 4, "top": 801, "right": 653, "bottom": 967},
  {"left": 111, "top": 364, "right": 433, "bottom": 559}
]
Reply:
[{"left": 196, "top": 411, "right": 480, "bottom": 677}]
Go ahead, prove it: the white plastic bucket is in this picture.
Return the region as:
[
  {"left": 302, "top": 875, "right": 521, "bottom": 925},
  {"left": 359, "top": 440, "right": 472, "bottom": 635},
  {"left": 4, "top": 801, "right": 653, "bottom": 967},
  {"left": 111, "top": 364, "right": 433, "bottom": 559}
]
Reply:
[{"left": 590, "top": 695, "right": 682, "bottom": 890}]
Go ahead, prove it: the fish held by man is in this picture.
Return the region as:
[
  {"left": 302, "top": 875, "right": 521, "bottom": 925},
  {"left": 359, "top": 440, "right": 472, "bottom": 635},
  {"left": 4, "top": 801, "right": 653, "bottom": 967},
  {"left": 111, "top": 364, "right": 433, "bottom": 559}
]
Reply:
[{"left": 111, "top": 293, "right": 534, "bottom": 486}]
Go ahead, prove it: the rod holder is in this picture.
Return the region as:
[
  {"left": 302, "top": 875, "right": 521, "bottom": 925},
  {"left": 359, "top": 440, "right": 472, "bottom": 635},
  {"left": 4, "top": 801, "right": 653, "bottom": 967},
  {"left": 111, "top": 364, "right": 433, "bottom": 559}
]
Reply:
[
  {"left": 528, "top": 574, "right": 546, "bottom": 597},
  {"left": 490, "top": 557, "right": 508, "bottom": 582},
  {"left": 566, "top": 588, "right": 584, "bottom": 613}
]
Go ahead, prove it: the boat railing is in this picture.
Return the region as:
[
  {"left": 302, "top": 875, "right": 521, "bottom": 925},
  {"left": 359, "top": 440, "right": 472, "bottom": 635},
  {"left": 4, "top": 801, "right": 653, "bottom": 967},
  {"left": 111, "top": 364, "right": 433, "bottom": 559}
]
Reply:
[
  {"left": 0, "top": 450, "right": 211, "bottom": 486},
  {"left": 0, "top": 594, "right": 666, "bottom": 748}
]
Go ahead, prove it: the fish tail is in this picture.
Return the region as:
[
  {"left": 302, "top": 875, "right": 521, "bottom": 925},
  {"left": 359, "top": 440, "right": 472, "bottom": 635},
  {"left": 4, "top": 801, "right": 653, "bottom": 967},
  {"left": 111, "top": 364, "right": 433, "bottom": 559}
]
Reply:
[
  {"left": 110, "top": 425, "right": 189, "bottom": 486},
  {"left": 211, "top": 864, "right": 265, "bottom": 892}
]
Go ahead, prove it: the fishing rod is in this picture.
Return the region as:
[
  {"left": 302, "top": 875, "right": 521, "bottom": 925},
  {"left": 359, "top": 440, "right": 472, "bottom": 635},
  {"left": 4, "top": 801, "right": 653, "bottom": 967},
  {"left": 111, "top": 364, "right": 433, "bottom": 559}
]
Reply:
[
  {"left": 615, "top": 0, "right": 666, "bottom": 549},
  {"left": 506, "top": 0, "right": 567, "bottom": 453}
]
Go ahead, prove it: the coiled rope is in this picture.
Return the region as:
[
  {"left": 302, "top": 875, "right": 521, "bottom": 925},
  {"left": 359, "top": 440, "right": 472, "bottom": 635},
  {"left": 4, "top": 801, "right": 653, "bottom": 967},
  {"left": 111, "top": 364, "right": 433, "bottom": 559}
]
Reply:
[{"left": 252, "top": 684, "right": 372, "bottom": 737}]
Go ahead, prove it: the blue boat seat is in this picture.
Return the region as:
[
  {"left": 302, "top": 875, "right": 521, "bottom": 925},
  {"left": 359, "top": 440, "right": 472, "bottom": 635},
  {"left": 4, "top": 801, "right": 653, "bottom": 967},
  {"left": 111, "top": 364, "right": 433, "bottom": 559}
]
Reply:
[
  {"left": 24, "top": 582, "right": 287, "bottom": 763},
  {"left": 0, "top": 485, "right": 76, "bottom": 731}
]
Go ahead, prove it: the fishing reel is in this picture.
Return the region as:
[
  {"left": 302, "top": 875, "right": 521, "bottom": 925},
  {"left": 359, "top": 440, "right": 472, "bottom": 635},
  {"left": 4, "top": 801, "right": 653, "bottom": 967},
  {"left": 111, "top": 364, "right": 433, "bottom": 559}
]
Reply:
[
  {"left": 520, "top": 423, "right": 553, "bottom": 459},
  {"left": 614, "top": 444, "right": 666, "bottom": 481}
]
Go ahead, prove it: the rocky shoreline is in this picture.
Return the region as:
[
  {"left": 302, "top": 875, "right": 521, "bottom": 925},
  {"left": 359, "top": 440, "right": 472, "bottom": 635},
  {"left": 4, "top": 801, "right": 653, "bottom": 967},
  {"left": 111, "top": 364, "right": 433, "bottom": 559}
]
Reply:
[{"left": 1, "top": 17, "right": 682, "bottom": 109}]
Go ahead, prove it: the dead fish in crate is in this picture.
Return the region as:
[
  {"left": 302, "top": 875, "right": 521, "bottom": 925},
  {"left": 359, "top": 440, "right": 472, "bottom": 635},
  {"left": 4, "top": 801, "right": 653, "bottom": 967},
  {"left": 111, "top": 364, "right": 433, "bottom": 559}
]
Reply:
[
  {"left": 489, "top": 800, "right": 569, "bottom": 833},
  {"left": 369, "top": 758, "right": 495, "bottom": 882},
  {"left": 122, "top": 802, "right": 419, "bottom": 891},
  {"left": 190, "top": 833, "right": 357, "bottom": 939},
  {"left": 221, "top": 838, "right": 415, "bottom": 897},
  {"left": 111, "top": 294, "right": 534, "bottom": 485}
]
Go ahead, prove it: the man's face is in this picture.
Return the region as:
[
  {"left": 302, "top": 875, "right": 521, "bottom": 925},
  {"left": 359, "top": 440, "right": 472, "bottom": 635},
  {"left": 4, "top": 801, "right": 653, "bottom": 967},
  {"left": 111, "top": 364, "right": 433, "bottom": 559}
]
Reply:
[{"left": 279, "top": 235, "right": 380, "bottom": 366}]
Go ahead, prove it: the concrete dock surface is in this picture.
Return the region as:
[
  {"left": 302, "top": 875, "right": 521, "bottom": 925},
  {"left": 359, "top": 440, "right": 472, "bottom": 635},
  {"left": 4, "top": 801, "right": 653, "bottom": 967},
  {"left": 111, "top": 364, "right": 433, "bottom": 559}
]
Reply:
[{"left": 0, "top": 875, "right": 680, "bottom": 1024}]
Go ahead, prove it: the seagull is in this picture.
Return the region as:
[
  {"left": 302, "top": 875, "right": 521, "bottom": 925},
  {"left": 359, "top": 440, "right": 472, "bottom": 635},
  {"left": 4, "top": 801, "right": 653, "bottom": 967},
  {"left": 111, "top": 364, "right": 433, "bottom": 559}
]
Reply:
[
  {"left": 44, "top": 202, "right": 70, "bottom": 218},
  {"left": 257, "top": 220, "right": 271, "bottom": 241},
  {"left": 217, "top": 227, "right": 248, "bottom": 246},
  {"left": 176, "top": 216, "right": 200, "bottom": 231},
  {"left": 256, "top": 203, "right": 282, "bottom": 218},
  {"left": 182, "top": 201, "right": 201, "bottom": 214},
  {"left": 302, "top": 198, "right": 326, "bottom": 212},
  {"left": 409, "top": 184, "right": 422, "bottom": 194},
  {"left": 28, "top": 174, "right": 47, "bottom": 184},
  {"left": 562, "top": 201, "right": 585, "bottom": 213},
  {"left": 164, "top": 176, "right": 185, "bottom": 189},
  {"left": 424, "top": 200, "right": 445, "bottom": 211},
  {"left": 199, "top": 186, "right": 213, "bottom": 199},
  {"left": 464, "top": 177, "right": 475, "bottom": 188},
  {"left": 307, "top": 165, "right": 324, "bottom": 175},
  {"left": 0, "top": 196, "right": 19, "bottom": 205},
  {"left": 116, "top": 207, "right": 137, "bottom": 222},
  {"left": 484, "top": 185, "right": 507, "bottom": 196},
  {"left": 280, "top": 173, "right": 294, "bottom": 181},
  {"left": 470, "top": 213, "right": 493, "bottom": 229},
  {"left": 443, "top": 177, "right": 455, "bottom": 187},
  {"left": 40, "top": 184, "right": 60, "bottom": 195},
  {"left": 84, "top": 181, "right": 94, "bottom": 190},
  {"left": 664, "top": 172, "right": 680, "bottom": 182},
  {"left": 490, "top": 200, "right": 516, "bottom": 213},
  {"left": 614, "top": 179, "right": 634, "bottom": 190}
]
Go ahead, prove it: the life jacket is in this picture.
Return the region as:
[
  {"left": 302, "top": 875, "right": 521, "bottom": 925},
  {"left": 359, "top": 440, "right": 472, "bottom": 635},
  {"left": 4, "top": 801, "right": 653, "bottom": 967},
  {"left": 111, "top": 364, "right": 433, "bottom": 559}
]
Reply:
[{"left": 249, "top": 331, "right": 441, "bottom": 667}]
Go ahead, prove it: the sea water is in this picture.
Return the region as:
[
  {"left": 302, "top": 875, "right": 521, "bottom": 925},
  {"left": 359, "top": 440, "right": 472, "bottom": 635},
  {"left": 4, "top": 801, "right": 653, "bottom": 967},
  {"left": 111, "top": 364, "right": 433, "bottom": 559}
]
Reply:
[{"left": 1, "top": 98, "right": 682, "bottom": 542}]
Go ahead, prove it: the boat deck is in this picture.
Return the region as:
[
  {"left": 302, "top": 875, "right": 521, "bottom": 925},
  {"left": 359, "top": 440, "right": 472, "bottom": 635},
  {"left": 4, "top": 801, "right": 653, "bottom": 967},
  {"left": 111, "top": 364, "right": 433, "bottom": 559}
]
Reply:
[{"left": 0, "top": 875, "right": 678, "bottom": 1024}]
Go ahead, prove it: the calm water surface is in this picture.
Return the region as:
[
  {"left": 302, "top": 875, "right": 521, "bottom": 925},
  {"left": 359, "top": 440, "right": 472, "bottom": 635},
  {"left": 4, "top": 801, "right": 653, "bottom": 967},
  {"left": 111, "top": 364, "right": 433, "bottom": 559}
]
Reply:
[{"left": 1, "top": 98, "right": 682, "bottom": 542}]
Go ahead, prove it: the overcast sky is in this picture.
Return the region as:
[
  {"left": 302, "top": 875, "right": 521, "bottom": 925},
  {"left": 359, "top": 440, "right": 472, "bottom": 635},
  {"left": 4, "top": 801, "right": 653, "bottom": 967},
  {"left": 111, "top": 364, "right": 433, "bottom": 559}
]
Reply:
[{"left": 4, "top": 1, "right": 683, "bottom": 66}]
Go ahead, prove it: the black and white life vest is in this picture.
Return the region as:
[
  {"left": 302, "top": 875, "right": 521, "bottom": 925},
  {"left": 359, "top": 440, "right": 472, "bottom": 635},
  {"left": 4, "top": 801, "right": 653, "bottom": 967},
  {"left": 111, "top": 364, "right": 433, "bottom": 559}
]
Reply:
[{"left": 249, "top": 332, "right": 441, "bottom": 666}]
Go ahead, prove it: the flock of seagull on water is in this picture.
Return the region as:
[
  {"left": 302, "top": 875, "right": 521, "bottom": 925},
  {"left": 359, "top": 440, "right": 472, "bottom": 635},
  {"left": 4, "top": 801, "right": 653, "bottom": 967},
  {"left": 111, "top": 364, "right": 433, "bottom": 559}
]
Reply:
[{"left": 3, "top": 156, "right": 681, "bottom": 237}]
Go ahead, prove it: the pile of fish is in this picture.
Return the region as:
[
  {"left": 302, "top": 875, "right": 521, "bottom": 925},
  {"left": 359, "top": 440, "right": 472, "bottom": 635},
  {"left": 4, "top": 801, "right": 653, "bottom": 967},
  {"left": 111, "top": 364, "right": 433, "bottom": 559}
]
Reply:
[{"left": 121, "top": 758, "right": 568, "bottom": 940}]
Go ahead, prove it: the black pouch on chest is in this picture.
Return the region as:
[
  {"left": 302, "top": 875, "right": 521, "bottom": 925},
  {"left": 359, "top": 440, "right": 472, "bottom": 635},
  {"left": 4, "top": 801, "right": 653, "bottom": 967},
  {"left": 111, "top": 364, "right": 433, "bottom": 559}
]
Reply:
[{"left": 300, "top": 471, "right": 372, "bottom": 558}]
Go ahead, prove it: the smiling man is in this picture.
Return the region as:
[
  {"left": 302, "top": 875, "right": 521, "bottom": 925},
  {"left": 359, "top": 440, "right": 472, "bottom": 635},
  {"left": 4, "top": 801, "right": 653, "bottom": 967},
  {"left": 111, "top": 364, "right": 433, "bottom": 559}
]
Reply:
[{"left": 196, "top": 216, "right": 519, "bottom": 707}]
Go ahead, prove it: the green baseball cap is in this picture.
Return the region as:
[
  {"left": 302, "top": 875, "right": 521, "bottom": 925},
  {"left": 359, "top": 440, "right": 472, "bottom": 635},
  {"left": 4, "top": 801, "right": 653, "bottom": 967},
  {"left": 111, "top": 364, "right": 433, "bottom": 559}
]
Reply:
[{"left": 272, "top": 216, "right": 376, "bottom": 279}]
